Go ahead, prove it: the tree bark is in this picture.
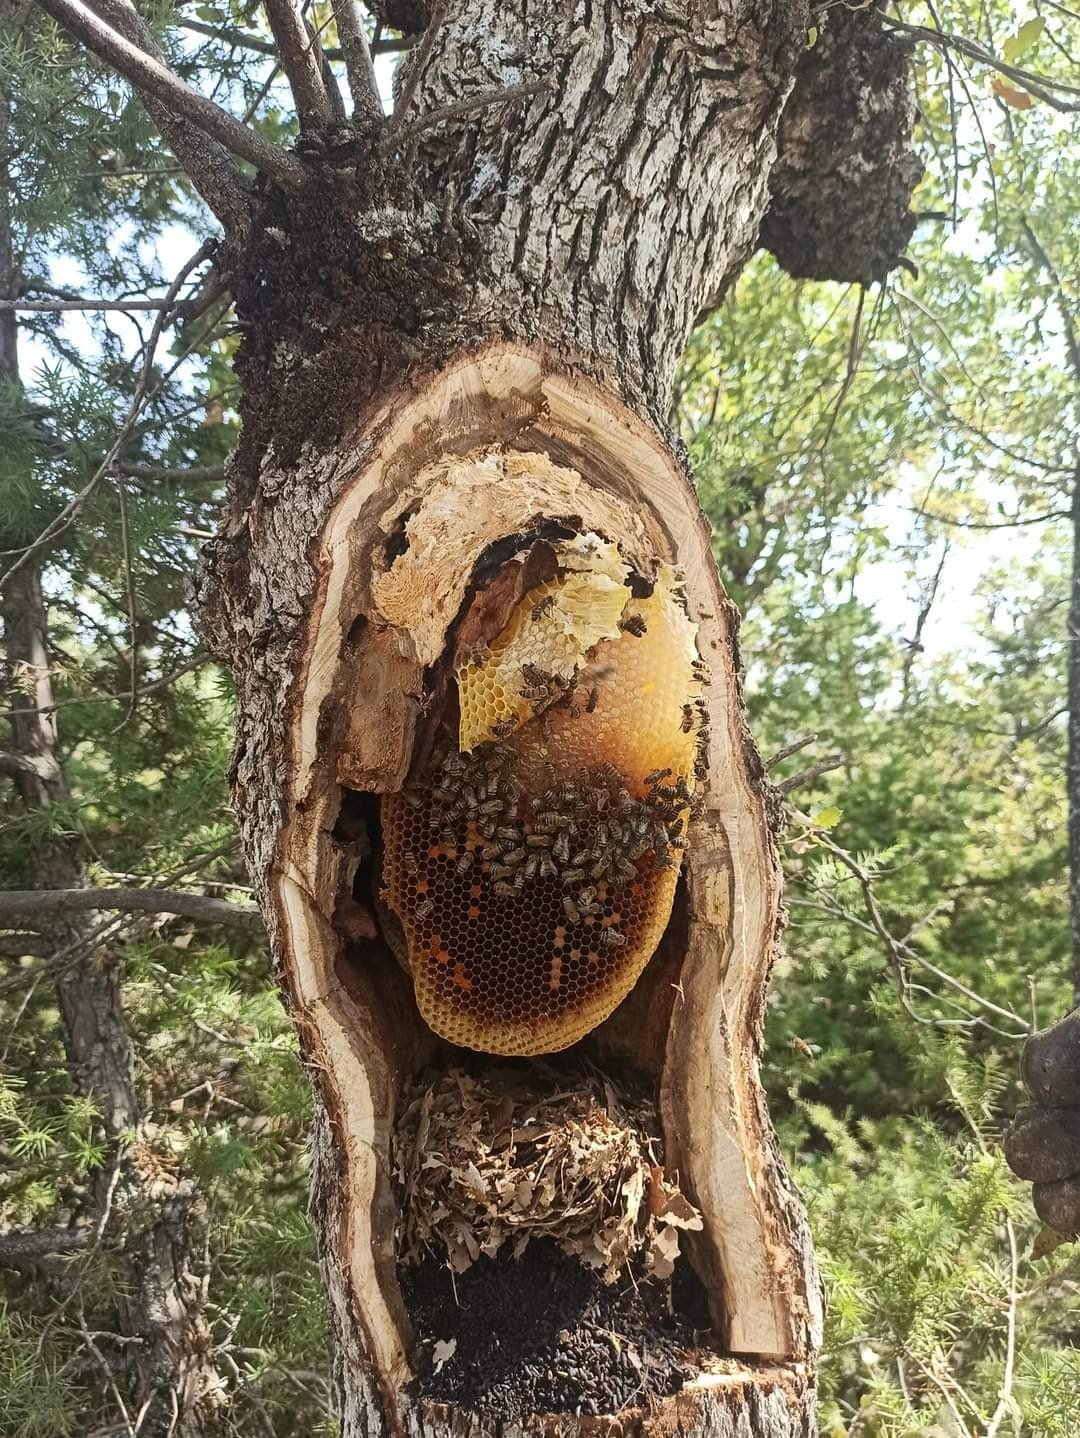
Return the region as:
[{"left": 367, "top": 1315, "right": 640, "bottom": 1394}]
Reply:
[{"left": 197, "top": 4, "right": 835, "bottom": 1433}]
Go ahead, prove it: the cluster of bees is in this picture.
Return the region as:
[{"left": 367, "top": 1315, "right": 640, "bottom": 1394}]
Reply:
[
  {"left": 401, "top": 733, "right": 700, "bottom": 924},
  {"left": 682, "top": 657, "right": 712, "bottom": 784}
]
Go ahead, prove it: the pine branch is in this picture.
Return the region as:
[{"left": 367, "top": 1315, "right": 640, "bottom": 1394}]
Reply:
[
  {"left": 262, "top": 0, "right": 333, "bottom": 130},
  {"left": 37, "top": 0, "right": 305, "bottom": 202},
  {"left": 0, "top": 886, "right": 264, "bottom": 931}
]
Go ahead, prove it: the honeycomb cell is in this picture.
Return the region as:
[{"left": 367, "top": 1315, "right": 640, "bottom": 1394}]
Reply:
[{"left": 381, "top": 560, "right": 707, "bottom": 1056}]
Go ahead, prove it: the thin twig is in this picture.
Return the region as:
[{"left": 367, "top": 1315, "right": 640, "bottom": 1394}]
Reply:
[
  {"left": 883, "top": 17, "right": 1080, "bottom": 111},
  {"left": 776, "top": 754, "right": 844, "bottom": 794},
  {"left": 810, "top": 831, "right": 1031, "bottom": 1036},
  {"left": 764, "top": 733, "right": 818, "bottom": 769},
  {"left": 383, "top": 80, "right": 548, "bottom": 151},
  {"left": 179, "top": 16, "right": 413, "bottom": 59},
  {"left": 112, "top": 467, "right": 138, "bottom": 730},
  {"left": 984, "top": 1216, "right": 1019, "bottom": 1438}
]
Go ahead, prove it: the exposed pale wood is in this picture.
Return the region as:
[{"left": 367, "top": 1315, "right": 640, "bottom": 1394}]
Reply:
[{"left": 268, "top": 342, "right": 821, "bottom": 1435}]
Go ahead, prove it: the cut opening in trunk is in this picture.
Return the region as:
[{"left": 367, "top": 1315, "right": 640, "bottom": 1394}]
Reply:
[{"left": 276, "top": 343, "right": 822, "bottom": 1429}]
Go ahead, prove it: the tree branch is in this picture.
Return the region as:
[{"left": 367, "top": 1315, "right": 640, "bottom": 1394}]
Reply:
[
  {"left": 0, "top": 296, "right": 173, "bottom": 311},
  {"left": 0, "top": 1226, "right": 91, "bottom": 1260},
  {"left": 262, "top": 0, "right": 333, "bottom": 130},
  {"left": 764, "top": 733, "right": 817, "bottom": 770},
  {"left": 117, "top": 461, "right": 226, "bottom": 485},
  {"left": 382, "top": 0, "right": 445, "bottom": 144},
  {"left": 179, "top": 17, "right": 413, "bottom": 60},
  {"left": 883, "top": 17, "right": 1080, "bottom": 112},
  {"left": 776, "top": 754, "right": 844, "bottom": 795},
  {"left": 37, "top": 0, "right": 305, "bottom": 197},
  {"left": 382, "top": 80, "right": 548, "bottom": 152},
  {"left": 331, "top": 0, "right": 381, "bottom": 118},
  {"left": 0, "top": 749, "right": 58, "bottom": 780},
  {"left": 0, "top": 886, "right": 263, "bottom": 931}
]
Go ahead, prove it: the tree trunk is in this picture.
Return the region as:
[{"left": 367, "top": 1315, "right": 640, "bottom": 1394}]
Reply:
[
  {"left": 34, "top": 0, "right": 926, "bottom": 1431},
  {"left": 198, "top": 5, "right": 833, "bottom": 1434}
]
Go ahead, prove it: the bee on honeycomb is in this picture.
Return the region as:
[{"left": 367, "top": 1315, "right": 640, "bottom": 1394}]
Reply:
[{"left": 381, "top": 540, "right": 708, "bottom": 1056}]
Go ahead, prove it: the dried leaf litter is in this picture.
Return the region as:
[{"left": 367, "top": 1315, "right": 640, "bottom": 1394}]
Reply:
[
  {"left": 393, "top": 1066, "right": 702, "bottom": 1281},
  {"left": 393, "top": 1066, "right": 710, "bottom": 1415}
]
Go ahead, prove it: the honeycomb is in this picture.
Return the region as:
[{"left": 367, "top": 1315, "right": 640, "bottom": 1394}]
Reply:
[
  {"left": 457, "top": 535, "right": 630, "bottom": 752},
  {"left": 381, "top": 557, "right": 709, "bottom": 1056}
]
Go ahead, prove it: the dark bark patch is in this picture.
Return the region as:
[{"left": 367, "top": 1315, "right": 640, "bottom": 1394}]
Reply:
[{"left": 224, "top": 137, "right": 487, "bottom": 505}]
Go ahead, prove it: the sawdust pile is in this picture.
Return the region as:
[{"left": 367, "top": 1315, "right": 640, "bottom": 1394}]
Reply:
[{"left": 393, "top": 1067, "right": 702, "bottom": 1283}]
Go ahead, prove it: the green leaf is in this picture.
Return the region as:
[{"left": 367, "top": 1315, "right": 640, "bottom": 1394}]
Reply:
[
  {"left": 1002, "top": 16, "right": 1046, "bottom": 63},
  {"left": 812, "top": 806, "right": 842, "bottom": 830}
]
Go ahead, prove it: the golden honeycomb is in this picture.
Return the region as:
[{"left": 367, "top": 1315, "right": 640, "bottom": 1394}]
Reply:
[
  {"left": 381, "top": 555, "right": 708, "bottom": 1056},
  {"left": 456, "top": 535, "right": 630, "bottom": 752}
]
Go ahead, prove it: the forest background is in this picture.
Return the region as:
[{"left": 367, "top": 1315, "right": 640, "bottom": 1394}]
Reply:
[{"left": 1, "top": 1, "right": 1078, "bottom": 1433}]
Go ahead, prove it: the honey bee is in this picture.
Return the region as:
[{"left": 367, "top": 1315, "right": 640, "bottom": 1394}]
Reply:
[
  {"left": 599, "top": 928, "right": 627, "bottom": 948},
  {"left": 619, "top": 614, "right": 648, "bottom": 637},
  {"left": 586, "top": 687, "right": 600, "bottom": 713},
  {"left": 415, "top": 898, "right": 434, "bottom": 920},
  {"left": 492, "top": 716, "right": 518, "bottom": 738},
  {"left": 531, "top": 595, "right": 556, "bottom": 621},
  {"left": 681, "top": 703, "right": 695, "bottom": 734}
]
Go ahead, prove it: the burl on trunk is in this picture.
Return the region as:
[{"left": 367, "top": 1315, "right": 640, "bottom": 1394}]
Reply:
[{"left": 148, "top": 2, "right": 919, "bottom": 1433}]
